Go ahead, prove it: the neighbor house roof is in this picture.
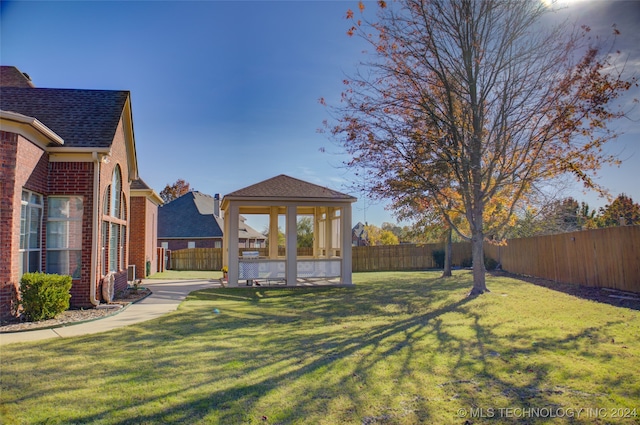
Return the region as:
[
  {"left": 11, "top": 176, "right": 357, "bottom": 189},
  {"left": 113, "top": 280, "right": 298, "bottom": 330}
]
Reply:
[
  {"left": 158, "top": 191, "right": 265, "bottom": 240},
  {"left": 0, "top": 86, "right": 130, "bottom": 149},
  {"left": 158, "top": 192, "right": 223, "bottom": 239},
  {"left": 352, "top": 222, "right": 368, "bottom": 238},
  {"left": 223, "top": 174, "right": 357, "bottom": 201}
]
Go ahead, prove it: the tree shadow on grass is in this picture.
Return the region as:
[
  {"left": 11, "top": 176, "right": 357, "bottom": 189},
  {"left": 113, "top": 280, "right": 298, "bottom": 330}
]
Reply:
[{"left": 2, "top": 271, "right": 637, "bottom": 424}]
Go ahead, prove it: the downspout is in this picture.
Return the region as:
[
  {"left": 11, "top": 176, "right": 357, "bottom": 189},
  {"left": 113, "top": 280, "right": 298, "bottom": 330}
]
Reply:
[{"left": 90, "top": 152, "right": 101, "bottom": 306}]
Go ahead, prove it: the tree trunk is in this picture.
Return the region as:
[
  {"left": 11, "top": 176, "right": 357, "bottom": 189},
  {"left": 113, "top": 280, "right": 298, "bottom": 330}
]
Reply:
[
  {"left": 469, "top": 226, "right": 488, "bottom": 296},
  {"left": 442, "top": 227, "right": 452, "bottom": 277}
]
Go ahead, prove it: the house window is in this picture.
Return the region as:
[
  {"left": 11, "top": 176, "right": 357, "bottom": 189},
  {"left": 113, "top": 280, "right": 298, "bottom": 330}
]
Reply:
[
  {"left": 103, "top": 165, "right": 127, "bottom": 274},
  {"left": 214, "top": 241, "right": 221, "bottom": 249},
  {"left": 161, "top": 242, "right": 168, "bottom": 250},
  {"left": 19, "top": 190, "right": 43, "bottom": 277},
  {"left": 188, "top": 241, "right": 196, "bottom": 249},
  {"left": 46, "top": 196, "right": 83, "bottom": 278}
]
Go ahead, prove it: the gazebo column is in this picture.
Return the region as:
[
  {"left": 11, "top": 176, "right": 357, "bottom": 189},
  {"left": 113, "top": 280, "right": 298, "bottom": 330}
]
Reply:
[
  {"left": 222, "top": 208, "right": 230, "bottom": 269},
  {"left": 227, "top": 203, "right": 240, "bottom": 286},
  {"left": 269, "top": 206, "right": 279, "bottom": 259},
  {"left": 341, "top": 204, "right": 353, "bottom": 284},
  {"left": 285, "top": 205, "right": 297, "bottom": 285},
  {"left": 313, "top": 207, "right": 321, "bottom": 258},
  {"left": 325, "top": 207, "right": 333, "bottom": 257}
]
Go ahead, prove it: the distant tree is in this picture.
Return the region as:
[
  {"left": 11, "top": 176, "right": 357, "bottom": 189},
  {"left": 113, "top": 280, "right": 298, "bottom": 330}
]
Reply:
[
  {"left": 297, "top": 217, "right": 314, "bottom": 248},
  {"left": 379, "top": 229, "right": 400, "bottom": 246},
  {"left": 160, "top": 179, "right": 191, "bottom": 203},
  {"left": 364, "top": 224, "right": 399, "bottom": 246},
  {"left": 578, "top": 202, "right": 599, "bottom": 229},
  {"left": 509, "top": 197, "right": 601, "bottom": 237},
  {"left": 550, "top": 198, "right": 581, "bottom": 233},
  {"left": 507, "top": 207, "right": 546, "bottom": 239},
  {"left": 263, "top": 226, "right": 286, "bottom": 248},
  {"left": 599, "top": 194, "right": 640, "bottom": 227}
]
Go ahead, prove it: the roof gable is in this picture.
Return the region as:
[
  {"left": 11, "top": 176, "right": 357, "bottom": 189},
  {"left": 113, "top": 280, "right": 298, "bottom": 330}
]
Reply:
[
  {"left": 0, "top": 87, "right": 129, "bottom": 149},
  {"left": 224, "top": 174, "right": 356, "bottom": 201},
  {"left": 158, "top": 191, "right": 265, "bottom": 240},
  {"left": 158, "top": 192, "right": 223, "bottom": 238}
]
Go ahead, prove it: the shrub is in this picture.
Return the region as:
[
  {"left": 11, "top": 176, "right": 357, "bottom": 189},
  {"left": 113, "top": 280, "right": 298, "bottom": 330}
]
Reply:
[
  {"left": 432, "top": 250, "right": 445, "bottom": 269},
  {"left": 484, "top": 256, "right": 499, "bottom": 271},
  {"left": 19, "top": 272, "right": 72, "bottom": 321}
]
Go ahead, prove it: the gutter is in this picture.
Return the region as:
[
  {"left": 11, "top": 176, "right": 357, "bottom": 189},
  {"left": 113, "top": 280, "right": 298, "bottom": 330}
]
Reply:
[{"left": 89, "top": 152, "right": 102, "bottom": 306}]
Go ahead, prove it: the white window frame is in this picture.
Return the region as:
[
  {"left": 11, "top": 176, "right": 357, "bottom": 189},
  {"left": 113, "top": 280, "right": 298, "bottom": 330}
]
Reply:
[
  {"left": 46, "top": 196, "right": 83, "bottom": 278},
  {"left": 103, "top": 166, "right": 127, "bottom": 274},
  {"left": 19, "top": 190, "right": 43, "bottom": 277}
]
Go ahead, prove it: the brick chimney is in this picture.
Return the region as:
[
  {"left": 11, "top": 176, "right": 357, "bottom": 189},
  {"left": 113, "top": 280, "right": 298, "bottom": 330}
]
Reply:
[{"left": 0, "top": 66, "right": 35, "bottom": 88}]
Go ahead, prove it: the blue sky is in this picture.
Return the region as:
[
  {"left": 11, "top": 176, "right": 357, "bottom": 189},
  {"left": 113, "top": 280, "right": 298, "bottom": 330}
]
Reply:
[{"left": 2, "top": 0, "right": 639, "bottom": 232}]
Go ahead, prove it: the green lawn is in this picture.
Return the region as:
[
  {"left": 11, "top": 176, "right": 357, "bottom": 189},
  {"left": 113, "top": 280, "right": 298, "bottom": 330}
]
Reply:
[{"left": 2, "top": 271, "right": 639, "bottom": 424}]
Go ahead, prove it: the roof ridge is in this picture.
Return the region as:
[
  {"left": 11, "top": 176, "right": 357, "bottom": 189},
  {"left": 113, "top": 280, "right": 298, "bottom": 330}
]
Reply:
[{"left": 224, "top": 174, "right": 356, "bottom": 200}]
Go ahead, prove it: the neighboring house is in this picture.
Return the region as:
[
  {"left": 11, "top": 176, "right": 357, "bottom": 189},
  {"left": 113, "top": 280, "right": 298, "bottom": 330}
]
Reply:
[
  {"left": 158, "top": 191, "right": 266, "bottom": 251},
  {"left": 352, "top": 222, "right": 369, "bottom": 246},
  {"left": 129, "top": 179, "right": 163, "bottom": 279},
  {"left": 0, "top": 66, "right": 154, "bottom": 318}
]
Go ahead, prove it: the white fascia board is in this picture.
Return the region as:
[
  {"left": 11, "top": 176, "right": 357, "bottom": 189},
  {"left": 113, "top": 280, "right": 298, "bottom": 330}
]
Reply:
[
  {"left": 131, "top": 189, "right": 164, "bottom": 206},
  {"left": 0, "top": 110, "right": 64, "bottom": 146}
]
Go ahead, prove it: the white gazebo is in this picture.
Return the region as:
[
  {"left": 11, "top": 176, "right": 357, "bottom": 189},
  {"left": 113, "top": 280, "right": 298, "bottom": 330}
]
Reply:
[{"left": 221, "top": 175, "right": 357, "bottom": 286}]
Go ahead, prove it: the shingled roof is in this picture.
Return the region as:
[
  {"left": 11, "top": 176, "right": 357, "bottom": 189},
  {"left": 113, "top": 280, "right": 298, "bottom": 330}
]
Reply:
[
  {"left": 0, "top": 86, "right": 130, "bottom": 148},
  {"left": 130, "top": 178, "right": 152, "bottom": 191},
  {"left": 159, "top": 192, "right": 223, "bottom": 239},
  {"left": 158, "top": 191, "right": 265, "bottom": 240},
  {"left": 224, "top": 174, "right": 356, "bottom": 201}
]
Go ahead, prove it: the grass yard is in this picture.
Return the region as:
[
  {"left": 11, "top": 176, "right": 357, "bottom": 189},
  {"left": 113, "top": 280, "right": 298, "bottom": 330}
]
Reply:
[{"left": 1, "top": 271, "right": 639, "bottom": 424}]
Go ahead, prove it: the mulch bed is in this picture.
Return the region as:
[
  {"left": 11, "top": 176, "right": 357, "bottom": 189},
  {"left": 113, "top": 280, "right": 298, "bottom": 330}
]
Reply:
[
  {"left": 0, "top": 287, "right": 152, "bottom": 333},
  {"left": 492, "top": 271, "right": 640, "bottom": 311}
]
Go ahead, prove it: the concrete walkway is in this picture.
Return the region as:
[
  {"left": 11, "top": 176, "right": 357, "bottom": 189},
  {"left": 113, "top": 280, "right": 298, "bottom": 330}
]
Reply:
[{"left": 0, "top": 279, "right": 217, "bottom": 346}]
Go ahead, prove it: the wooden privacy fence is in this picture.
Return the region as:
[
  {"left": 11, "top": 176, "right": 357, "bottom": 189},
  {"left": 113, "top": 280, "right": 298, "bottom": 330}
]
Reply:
[
  {"left": 484, "top": 226, "right": 640, "bottom": 293},
  {"left": 352, "top": 242, "right": 471, "bottom": 272},
  {"left": 167, "top": 226, "right": 639, "bottom": 293},
  {"left": 170, "top": 247, "right": 314, "bottom": 271}
]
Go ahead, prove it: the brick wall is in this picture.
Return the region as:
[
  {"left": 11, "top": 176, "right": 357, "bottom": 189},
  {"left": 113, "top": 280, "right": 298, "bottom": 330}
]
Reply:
[
  {"left": 146, "top": 199, "right": 158, "bottom": 276},
  {"left": 96, "top": 118, "right": 131, "bottom": 302},
  {"left": 129, "top": 196, "right": 147, "bottom": 279},
  {"left": 48, "top": 161, "right": 95, "bottom": 307},
  {"left": 0, "top": 133, "right": 50, "bottom": 319},
  {"left": 0, "top": 132, "right": 18, "bottom": 318}
]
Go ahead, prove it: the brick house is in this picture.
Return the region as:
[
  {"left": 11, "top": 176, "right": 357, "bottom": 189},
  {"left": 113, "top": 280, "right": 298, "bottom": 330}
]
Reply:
[
  {"left": 0, "top": 66, "right": 157, "bottom": 318},
  {"left": 130, "top": 179, "right": 163, "bottom": 279},
  {"left": 158, "top": 191, "right": 266, "bottom": 251}
]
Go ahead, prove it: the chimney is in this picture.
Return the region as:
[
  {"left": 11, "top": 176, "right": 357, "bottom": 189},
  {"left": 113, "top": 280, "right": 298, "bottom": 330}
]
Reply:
[{"left": 214, "top": 193, "right": 220, "bottom": 218}]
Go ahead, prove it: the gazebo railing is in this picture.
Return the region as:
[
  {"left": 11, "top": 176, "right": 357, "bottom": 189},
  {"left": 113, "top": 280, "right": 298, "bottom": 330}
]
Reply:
[{"left": 238, "top": 258, "right": 342, "bottom": 281}]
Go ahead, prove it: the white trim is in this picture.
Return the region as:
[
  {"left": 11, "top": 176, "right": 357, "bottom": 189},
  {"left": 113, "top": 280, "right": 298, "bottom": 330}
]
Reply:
[
  {"left": 131, "top": 188, "right": 163, "bottom": 206},
  {"left": 0, "top": 111, "right": 64, "bottom": 147}
]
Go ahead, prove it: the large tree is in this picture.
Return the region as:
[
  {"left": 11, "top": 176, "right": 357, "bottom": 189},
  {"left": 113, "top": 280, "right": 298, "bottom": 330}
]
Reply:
[{"left": 327, "top": 0, "right": 635, "bottom": 295}]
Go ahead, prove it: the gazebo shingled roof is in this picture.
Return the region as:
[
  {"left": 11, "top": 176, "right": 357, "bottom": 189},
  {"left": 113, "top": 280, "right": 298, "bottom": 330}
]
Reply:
[{"left": 223, "top": 174, "right": 356, "bottom": 201}]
